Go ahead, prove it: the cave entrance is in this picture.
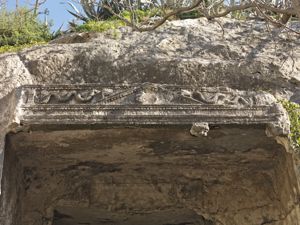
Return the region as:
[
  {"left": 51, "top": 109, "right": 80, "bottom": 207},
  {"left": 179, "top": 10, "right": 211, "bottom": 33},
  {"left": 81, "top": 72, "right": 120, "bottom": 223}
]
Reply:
[
  {"left": 1, "top": 126, "right": 299, "bottom": 225},
  {"left": 52, "top": 206, "right": 213, "bottom": 225}
]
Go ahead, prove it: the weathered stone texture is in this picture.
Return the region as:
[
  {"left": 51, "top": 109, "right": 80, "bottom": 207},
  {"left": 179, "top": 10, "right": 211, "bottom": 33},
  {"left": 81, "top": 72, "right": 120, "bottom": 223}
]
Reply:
[
  {"left": 1, "top": 127, "right": 299, "bottom": 225},
  {"left": 0, "top": 18, "right": 300, "bottom": 225},
  {"left": 0, "top": 19, "right": 299, "bottom": 100}
]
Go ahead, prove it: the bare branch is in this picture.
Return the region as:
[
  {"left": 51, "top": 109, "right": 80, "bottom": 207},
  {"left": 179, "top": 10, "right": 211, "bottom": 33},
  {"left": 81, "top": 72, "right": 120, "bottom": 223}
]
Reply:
[
  {"left": 102, "top": 4, "right": 141, "bottom": 30},
  {"left": 33, "top": 0, "right": 47, "bottom": 16},
  {"left": 70, "top": 0, "right": 300, "bottom": 35},
  {"left": 206, "top": 1, "right": 294, "bottom": 19},
  {"left": 105, "top": 0, "right": 203, "bottom": 32},
  {"left": 253, "top": 1, "right": 300, "bottom": 35}
]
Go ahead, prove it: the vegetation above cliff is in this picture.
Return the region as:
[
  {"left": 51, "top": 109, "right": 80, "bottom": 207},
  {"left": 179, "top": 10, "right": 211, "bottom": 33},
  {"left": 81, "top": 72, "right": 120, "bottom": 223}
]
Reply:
[
  {"left": 75, "top": 20, "right": 125, "bottom": 32},
  {"left": 281, "top": 100, "right": 300, "bottom": 150},
  {"left": 0, "top": 7, "right": 52, "bottom": 53}
]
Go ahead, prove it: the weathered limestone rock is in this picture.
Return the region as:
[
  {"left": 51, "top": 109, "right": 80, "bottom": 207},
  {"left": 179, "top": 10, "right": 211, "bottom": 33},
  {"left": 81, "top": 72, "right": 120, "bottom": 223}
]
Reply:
[
  {"left": 0, "top": 18, "right": 299, "bottom": 100},
  {"left": 0, "top": 18, "right": 300, "bottom": 225}
]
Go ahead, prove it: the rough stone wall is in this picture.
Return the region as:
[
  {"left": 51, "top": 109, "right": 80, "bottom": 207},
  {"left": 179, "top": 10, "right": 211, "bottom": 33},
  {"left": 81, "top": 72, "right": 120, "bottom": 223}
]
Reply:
[
  {"left": 1, "top": 127, "right": 300, "bottom": 225},
  {"left": 0, "top": 136, "right": 23, "bottom": 225}
]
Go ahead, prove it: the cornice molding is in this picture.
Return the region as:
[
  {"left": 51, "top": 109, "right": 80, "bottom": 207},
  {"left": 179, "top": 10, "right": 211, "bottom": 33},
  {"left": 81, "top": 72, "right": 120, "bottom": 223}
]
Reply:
[{"left": 7, "top": 83, "right": 288, "bottom": 137}]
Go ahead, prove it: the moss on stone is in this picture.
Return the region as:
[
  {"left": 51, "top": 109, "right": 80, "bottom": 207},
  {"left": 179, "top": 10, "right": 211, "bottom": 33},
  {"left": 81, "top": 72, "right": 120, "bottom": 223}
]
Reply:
[
  {"left": 281, "top": 100, "right": 300, "bottom": 149},
  {"left": 0, "top": 41, "right": 47, "bottom": 54},
  {"left": 75, "top": 20, "right": 125, "bottom": 33}
]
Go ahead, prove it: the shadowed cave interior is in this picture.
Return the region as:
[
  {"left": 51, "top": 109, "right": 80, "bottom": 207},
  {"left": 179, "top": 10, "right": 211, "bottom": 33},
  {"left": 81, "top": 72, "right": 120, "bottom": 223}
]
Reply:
[{"left": 1, "top": 125, "right": 299, "bottom": 225}]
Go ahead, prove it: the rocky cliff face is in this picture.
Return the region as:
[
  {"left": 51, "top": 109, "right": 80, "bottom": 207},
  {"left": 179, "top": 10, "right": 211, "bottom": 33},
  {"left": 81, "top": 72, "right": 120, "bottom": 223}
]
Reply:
[{"left": 0, "top": 18, "right": 299, "bottom": 100}]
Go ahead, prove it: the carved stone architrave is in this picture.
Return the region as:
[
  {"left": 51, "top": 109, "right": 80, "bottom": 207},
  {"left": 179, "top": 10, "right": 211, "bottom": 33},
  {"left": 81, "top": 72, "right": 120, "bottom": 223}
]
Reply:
[{"left": 9, "top": 83, "right": 289, "bottom": 137}]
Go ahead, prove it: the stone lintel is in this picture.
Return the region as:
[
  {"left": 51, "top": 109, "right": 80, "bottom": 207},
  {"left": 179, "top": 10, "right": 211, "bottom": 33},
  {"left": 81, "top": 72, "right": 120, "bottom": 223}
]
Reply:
[{"left": 13, "top": 83, "right": 289, "bottom": 137}]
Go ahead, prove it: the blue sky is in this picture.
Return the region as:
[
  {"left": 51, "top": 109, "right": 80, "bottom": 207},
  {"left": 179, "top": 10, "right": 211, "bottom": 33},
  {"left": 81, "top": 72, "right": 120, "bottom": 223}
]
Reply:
[{"left": 7, "top": 0, "right": 75, "bottom": 31}]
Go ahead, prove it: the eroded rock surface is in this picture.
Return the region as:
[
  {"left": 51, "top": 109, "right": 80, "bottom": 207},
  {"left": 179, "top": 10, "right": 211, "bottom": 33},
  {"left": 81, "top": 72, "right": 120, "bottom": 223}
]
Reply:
[{"left": 0, "top": 18, "right": 299, "bottom": 100}]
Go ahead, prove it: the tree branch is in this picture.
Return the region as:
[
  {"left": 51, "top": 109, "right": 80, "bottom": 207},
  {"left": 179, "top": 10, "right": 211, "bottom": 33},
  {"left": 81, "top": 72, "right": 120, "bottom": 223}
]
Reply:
[
  {"left": 103, "top": 0, "right": 298, "bottom": 34},
  {"left": 253, "top": 1, "right": 300, "bottom": 35},
  {"left": 104, "top": 0, "right": 203, "bottom": 32},
  {"left": 207, "top": 1, "right": 294, "bottom": 19}
]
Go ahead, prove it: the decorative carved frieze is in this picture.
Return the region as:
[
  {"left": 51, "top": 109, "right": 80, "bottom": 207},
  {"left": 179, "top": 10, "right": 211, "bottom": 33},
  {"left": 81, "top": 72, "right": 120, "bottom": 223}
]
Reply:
[
  {"left": 13, "top": 83, "right": 289, "bottom": 137},
  {"left": 26, "top": 83, "right": 274, "bottom": 106}
]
